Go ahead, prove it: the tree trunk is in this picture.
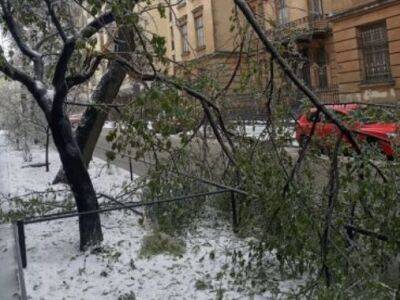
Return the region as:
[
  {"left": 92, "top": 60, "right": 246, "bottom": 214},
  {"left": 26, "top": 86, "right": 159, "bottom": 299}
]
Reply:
[
  {"left": 52, "top": 60, "right": 127, "bottom": 184},
  {"left": 50, "top": 113, "right": 103, "bottom": 250},
  {"left": 52, "top": 27, "right": 136, "bottom": 184},
  {"left": 77, "top": 61, "right": 127, "bottom": 167}
]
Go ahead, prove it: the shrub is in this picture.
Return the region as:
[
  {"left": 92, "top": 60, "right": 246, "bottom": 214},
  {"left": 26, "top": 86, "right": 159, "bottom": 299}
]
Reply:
[{"left": 139, "top": 231, "right": 185, "bottom": 258}]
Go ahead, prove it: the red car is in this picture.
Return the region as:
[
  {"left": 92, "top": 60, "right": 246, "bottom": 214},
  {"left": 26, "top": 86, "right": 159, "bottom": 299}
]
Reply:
[
  {"left": 295, "top": 104, "right": 399, "bottom": 158},
  {"left": 68, "top": 113, "right": 82, "bottom": 127}
]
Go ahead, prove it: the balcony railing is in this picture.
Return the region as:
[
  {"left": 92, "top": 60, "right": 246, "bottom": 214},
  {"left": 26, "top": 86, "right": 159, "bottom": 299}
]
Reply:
[
  {"left": 267, "top": 14, "right": 330, "bottom": 39},
  {"left": 314, "top": 85, "right": 340, "bottom": 103},
  {"left": 294, "top": 84, "right": 339, "bottom": 104}
]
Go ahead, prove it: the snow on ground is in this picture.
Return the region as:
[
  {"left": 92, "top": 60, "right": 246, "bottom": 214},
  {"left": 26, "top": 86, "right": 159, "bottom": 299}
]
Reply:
[
  {"left": 103, "top": 121, "right": 116, "bottom": 129},
  {"left": 25, "top": 215, "right": 250, "bottom": 299},
  {"left": 0, "top": 133, "right": 301, "bottom": 299},
  {"left": 0, "top": 138, "right": 131, "bottom": 204},
  {"left": 0, "top": 131, "right": 11, "bottom": 196}
]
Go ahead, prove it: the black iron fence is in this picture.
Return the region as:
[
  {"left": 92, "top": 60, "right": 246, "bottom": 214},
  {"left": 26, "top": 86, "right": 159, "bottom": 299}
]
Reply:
[
  {"left": 314, "top": 85, "right": 340, "bottom": 103},
  {"left": 14, "top": 163, "right": 247, "bottom": 268}
]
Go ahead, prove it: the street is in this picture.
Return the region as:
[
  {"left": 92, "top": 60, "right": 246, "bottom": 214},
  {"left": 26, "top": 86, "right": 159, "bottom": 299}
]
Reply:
[
  {"left": 93, "top": 128, "right": 225, "bottom": 176},
  {"left": 93, "top": 128, "right": 301, "bottom": 175}
]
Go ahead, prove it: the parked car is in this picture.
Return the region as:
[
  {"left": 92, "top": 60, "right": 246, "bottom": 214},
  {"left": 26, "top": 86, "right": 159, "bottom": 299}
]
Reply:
[
  {"left": 68, "top": 114, "right": 83, "bottom": 127},
  {"left": 295, "top": 104, "right": 399, "bottom": 158}
]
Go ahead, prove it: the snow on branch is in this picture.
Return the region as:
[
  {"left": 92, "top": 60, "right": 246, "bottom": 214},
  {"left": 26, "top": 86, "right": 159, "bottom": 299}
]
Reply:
[{"left": 0, "top": 0, "right": 44, "bottom": 79}]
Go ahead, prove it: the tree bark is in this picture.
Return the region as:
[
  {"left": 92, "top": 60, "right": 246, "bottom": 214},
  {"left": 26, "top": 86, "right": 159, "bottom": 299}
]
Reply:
[
  {"left": 52, "top": 27, "right": 137, "bottom": 184},
  {"left": 77, "top": 61, "right": 126, "bottom": 167},
  {"left": 50, "top": 112, "right": 103, "bottom": 250},
  {"left": 52, "top": 61, "right": 127, "bottom": 183}
]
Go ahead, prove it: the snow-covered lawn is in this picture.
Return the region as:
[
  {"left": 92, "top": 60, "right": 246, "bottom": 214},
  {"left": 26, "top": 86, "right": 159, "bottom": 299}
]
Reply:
[
  {"left": 25, "top": 215, "right": 253, "bottom": 299},
  {"left": 0, "top": 132, "right": 301, "bottom": 299}
]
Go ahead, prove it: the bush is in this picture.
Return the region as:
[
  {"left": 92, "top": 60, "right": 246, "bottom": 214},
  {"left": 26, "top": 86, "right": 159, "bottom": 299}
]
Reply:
[{"left": 139, "top": 231, "right": 186, "bottom": 258}]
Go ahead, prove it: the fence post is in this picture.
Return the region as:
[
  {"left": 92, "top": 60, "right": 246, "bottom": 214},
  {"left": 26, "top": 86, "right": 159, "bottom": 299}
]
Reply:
[
  {"left": 230, "top": 191, "right": 238, "bottom": 232},
  {"left": 16, "top": 220, "right": 27, "bottom": 268},
  {"left": 129, "top": 157, "right": 133, "bottom": 181}
]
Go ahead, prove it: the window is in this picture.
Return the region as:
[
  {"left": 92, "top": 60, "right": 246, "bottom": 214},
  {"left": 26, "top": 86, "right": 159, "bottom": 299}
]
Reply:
[
  {"left": 309, "top": 0, "right": 323, "bottom": 16},
  {"left": 170, "top": 26, "right": 175, "bottom": 51},
  {"left": 277, "top": 0, "right": 288, "bottom": 25},
  {"left": 179, "top": 20, "right": 189, "bottom": 54},
  {"left": 358, "top": 22, "right": 392, "bottom": 83},
  {"left": 300, "top": 49, "right": 311, "bottom": 87},
  {"left": 316, "top": 47, "right": 328, "bottom": 89},
  {"left": 194, "top": 14, "right": 205, "bottom": 48}
]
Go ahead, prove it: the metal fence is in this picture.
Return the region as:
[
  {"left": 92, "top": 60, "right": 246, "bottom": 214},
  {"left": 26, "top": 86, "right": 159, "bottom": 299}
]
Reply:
[
  {"left": 315, "top": 85, "right": 340, "bottom": 103},
  {"left": 14, "top": 168, "right": 246, "bottom": 268}
]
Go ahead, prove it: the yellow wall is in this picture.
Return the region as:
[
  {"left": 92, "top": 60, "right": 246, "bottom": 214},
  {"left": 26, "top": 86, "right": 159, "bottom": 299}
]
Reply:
[
  {"left": 331, "top": 0, "right": 377, "bottom": 13},
  {"left": 211, "top": 0, "right": 237, "bottom": 52},
  {"left": 331, "top": 1, "right": 400, "bottom": 102}
]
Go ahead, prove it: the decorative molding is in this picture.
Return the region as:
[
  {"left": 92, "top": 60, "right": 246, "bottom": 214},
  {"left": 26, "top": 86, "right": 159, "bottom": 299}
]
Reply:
[{"left": 330, "top": 0, "right": 399, "bottom": 22}]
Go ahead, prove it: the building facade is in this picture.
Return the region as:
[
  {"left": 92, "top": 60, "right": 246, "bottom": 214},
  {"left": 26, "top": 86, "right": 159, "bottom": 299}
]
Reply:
[
  {"left": 331, "top": 0, "right": 400, "bottom": 103},
  {"left": 145, "top": 0, "right": 400, "bottom": 104}
]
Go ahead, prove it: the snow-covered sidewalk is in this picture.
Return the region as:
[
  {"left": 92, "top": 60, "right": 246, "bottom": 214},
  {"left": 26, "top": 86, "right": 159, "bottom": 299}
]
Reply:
[
  {"left": 0, "top": 136, "right": 300, "bottom": 299},
  {"left": 0, "top": 131, "right": 11, "bottom": 196}
]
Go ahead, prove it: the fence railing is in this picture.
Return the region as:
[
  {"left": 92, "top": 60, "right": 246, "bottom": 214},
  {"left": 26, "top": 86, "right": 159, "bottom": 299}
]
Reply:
[
  {"left": 314, "top": 85, "right": 340, "bottom": 103},
  {"left": 14, "top": 153, "right": 247, "bottom": 268}
]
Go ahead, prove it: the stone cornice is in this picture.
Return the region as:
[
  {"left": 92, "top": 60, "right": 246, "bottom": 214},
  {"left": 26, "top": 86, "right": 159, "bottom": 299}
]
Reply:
[{"left": 330, "top": 0, "right": 399, "bottom": 22}]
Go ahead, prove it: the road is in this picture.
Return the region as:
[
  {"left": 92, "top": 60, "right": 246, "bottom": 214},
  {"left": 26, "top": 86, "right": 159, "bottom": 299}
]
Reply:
[
  {"left": 94, "top": 128, "right": 225, "bottom": 176},
  {"left": 93, "top": 128, "right": 301, "bottom": 176},
  {"left": 0, "top": 132, "right": 26, "bottom": 299}
]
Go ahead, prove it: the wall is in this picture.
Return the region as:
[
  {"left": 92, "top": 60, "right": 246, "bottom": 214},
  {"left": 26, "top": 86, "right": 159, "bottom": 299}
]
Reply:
[
  {"left": 211, "top": 0, "right": 237, "bottom": 52},
  {"left": 331, "top": 1, "right": 400, "bottom": 103},
  {"left": 167, "top": 0, "right": 216, "bottom": 62},
  {"left": 331, "top": 0, "right": 378, "bottom": 13}
]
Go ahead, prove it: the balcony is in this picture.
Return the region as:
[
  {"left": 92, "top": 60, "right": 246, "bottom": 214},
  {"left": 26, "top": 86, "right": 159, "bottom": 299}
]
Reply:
[
  {"left": 292, "top": 85, "right": 339, "bottom": 108},
  {"left": 268, "top": 14, "right": 331, "bottom": 41},
  {"left": 314, "top": 85, "right": 340, "bottom": 103}
]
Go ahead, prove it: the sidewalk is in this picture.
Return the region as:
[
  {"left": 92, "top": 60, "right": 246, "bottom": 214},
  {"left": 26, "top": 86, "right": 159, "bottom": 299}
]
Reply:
[
  {"left": 0, "top": 224, "right": 26, "bottom": 299},
  {"left": 0, "top": 132, "right": 27, "bottom": 299},
  {"left": 0, "top": 131, "right": 10, "bottom": 197}
]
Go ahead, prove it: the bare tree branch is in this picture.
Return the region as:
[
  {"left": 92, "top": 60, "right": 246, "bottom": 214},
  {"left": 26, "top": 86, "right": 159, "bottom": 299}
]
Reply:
[
  {"left": 112, "top": 56, "right": 238, "bottom": 166},
  {"left": 52, "top": 11, "right": 115, "bottom": 111},
  {"left": 45, "top": 0, "right": 68, "bottom": 43},
  {"left": 0, "top": 47, "right": 50, "bottom": 115},
  {"left": 214, "top": 37, "right": 245, "bottom": 100},
  {"left": 344, "top": 225, "right": 400, "bottom": 244},
  {"left": 53, "top": 39, "right": 76, "bottom": 88},
  {"left": 321, "top": 134, "right": 341, "bottom": 287},
  {"left": 80, "top": 11, "right": 115, "bottom": 39},
  {"left": 66, "top": 56, "right": 103, "bottom": 88},
  {"left": 283, "top": 112, "right": 320, "bottom": 196},
  {"left": 0, "top": 0, "right": 44, "bottom": 79}
]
